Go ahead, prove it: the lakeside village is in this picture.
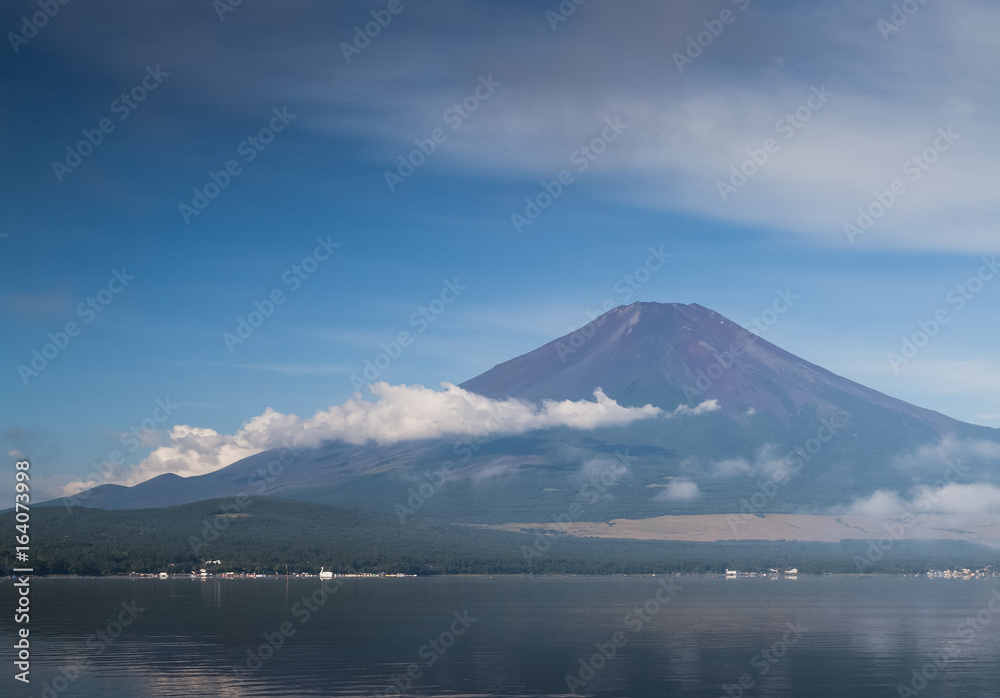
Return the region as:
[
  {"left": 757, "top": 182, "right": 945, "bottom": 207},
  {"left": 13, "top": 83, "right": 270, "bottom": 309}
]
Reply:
[
  {"left": 125, "top": 563, "right": 415, "bottom": 580},
  {"left": 926, "top": 567, "right": 997, "bottom": 579},
  {"left": 110, "top": 565, "right": 997, "bottom": 580},
  {"left": 726, "top": 568, "right": 799, "bottom": 578},
  {"left": 722, "top": 567, "right": 997, "bottom": 579}
]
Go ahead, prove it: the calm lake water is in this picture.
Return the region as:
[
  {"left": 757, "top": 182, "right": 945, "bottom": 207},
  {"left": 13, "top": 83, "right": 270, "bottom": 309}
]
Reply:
[{"left": 2, "top": 575, "right": 1000, "bottom": 697}]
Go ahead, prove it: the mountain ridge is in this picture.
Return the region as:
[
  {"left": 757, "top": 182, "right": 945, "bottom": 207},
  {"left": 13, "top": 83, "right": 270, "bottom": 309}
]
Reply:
[{"left": 45, "top": 301, "right": 998, "bottom": 521}]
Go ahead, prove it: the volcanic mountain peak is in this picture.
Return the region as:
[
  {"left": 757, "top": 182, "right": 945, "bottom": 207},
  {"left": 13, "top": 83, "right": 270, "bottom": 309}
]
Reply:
[
  {"left": 51, "top": 300, "right": 998, "bottom": 516},
  {"left": 460, "top": 301, "right": 960, "bottom": 434}
]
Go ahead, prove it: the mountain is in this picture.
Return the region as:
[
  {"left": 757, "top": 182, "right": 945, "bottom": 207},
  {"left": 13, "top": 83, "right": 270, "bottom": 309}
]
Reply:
[
  {"left": 49, "top": 302, "right": 999, "bottom": 523},
  {"left": 8, "top": 497, "right": 997, "bottom": 576},
  {"left": 462, "top": 302, "right": 961, "bottom": 431}
]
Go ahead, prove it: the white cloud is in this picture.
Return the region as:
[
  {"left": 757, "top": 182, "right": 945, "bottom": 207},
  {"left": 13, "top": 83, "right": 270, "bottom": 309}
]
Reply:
[
  {"left": 348, "top": 1, "right": 1000, "bottom": 253},
  {"left": 893, "top": 436, "right": 1000, "bottom": 472},
  {"left": 673, "top": 399, "right": 720, "bottom": 416},
  {"left": 63, "top": 383, "right": 710, "bottom": 494},
  {"left": 579, "top": 456, "right": 629, "bottom": 484},
  {"left": 911, "top": 483, "right": 1000, "bottom": 514},
  {"left": 714, "top": 457, "right": 753, "bottom": 477},
  {"left": 846, "top": 483, "right": 1000, "bottom": 516},
  {"left": 845, "top": 490, "right": 909, "bottom": 518},
  {"left": 658, "top": 479, "right": 701, "bottom": 502},
  {"left": 711, "top": 443, "right": 794, "bottom": 480}
]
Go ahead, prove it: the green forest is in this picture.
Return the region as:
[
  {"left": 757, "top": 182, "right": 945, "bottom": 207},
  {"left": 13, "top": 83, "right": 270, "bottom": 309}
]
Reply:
[{"left": 3, "top": 497, "right": 997, "bottom": 576}]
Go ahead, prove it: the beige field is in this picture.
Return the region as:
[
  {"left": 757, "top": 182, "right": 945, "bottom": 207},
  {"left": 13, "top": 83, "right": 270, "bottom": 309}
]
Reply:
[{"left": 482, "top": 513, "right": 1000, "bottom": 542}]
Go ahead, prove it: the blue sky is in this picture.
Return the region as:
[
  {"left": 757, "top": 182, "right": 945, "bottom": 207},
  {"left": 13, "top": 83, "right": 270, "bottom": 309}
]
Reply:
[{"left": 2, "top": 0, "right": 998, "bottom": 500}]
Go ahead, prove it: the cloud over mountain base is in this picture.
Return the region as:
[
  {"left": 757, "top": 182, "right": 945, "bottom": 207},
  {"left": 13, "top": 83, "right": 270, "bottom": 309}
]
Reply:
[{"left": 64, "top": 382, "right": 716, "bottom": 495}]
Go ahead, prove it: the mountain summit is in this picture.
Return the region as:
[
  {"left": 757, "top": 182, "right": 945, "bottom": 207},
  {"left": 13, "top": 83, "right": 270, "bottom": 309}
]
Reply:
[{"left": 462, "top": 301, "right": 958, "bottom": 433}]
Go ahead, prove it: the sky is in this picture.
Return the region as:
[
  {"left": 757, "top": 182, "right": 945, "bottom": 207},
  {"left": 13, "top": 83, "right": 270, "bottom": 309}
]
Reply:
[{"left": 2, "top": 0, "right": 998, "bottom": 501}]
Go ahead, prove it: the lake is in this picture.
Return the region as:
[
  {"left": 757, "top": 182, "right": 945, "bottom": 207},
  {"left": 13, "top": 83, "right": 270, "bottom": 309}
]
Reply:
[{"left": 2, "top": 575, "right": 999, "bottom": 697}]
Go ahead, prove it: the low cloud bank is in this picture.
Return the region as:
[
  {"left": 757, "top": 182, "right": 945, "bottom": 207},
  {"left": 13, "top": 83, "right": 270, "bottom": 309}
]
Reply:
[
  {"left": 657, "top": 478, "right": 701, "bottom": 502},
  {"left": 712, "top": 443, "right": 794, "bottom": 481},
  {"left": 844, "top": 483, "right": 1000, "bottom": 517},
  {"left": 65, "top": 383, "right": 716, "bottom": 494}
]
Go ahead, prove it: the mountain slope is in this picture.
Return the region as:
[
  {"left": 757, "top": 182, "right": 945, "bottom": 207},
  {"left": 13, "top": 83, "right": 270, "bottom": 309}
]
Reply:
[
  {"left": 51, "top": 302, "right": 999, "bottom": 521},
  {"left": 461, "top": 302, "right": 961, "bottom": 433}
]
